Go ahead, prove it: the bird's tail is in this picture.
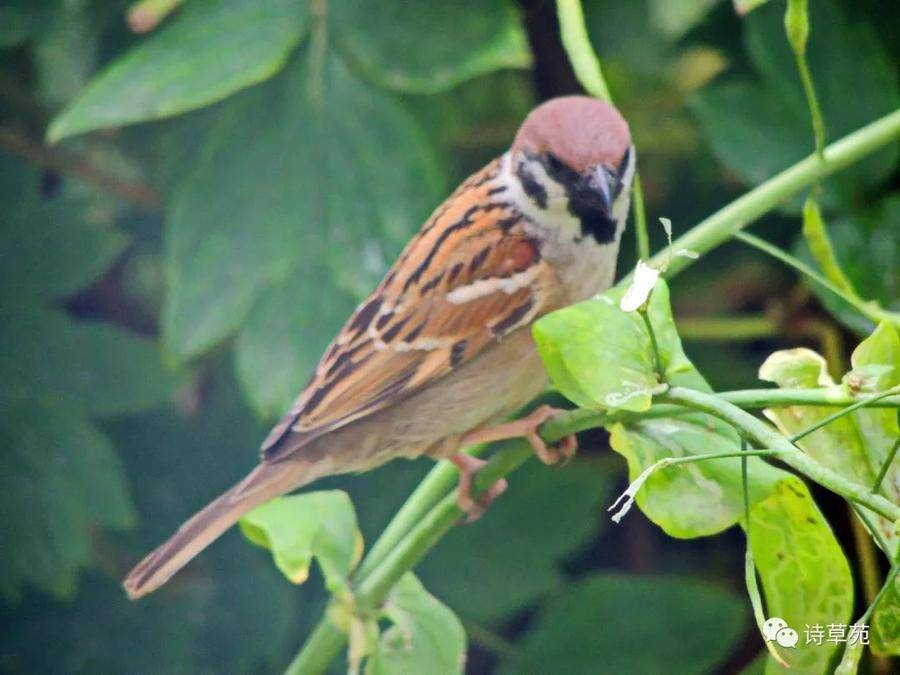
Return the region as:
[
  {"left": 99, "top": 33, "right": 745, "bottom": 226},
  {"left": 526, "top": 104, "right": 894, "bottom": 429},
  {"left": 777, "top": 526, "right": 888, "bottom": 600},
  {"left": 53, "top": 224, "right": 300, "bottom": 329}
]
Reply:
[{"left": 123, "top": 459, "right": 319, "bottom": 600}]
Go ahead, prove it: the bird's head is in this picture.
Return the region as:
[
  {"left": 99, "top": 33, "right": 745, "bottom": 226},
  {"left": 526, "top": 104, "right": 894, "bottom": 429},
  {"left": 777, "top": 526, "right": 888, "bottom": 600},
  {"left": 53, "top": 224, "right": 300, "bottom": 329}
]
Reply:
[{"left": 507, "top": 96, "right": 635, "bottom": 245}]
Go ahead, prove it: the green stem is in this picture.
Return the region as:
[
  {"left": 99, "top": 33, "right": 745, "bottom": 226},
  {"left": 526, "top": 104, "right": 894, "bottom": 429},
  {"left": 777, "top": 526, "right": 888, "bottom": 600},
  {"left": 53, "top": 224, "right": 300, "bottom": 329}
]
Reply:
[
  {"left": 873, "top": 436, "right": 900, "bottom": 495},
  {"left": 556, "top": 0, "right": 612, "bottom": 102},
  {"left": 540, "top": 388, "right": 900, "bottom": 441},
  {"left": 285, "top": 440, "right": 536, "bottom": 673},
  {"left": 660, "top": 387, "right": 900, "bottom": 522},
  {"left": 355, "top": 457, "right": 466, "bottom": 580},
  {"left": 794, "top": 53, "right": 826, "bottom": 159},
  {"left": 736, "top": 231, "right": 900, "bottom": 328},
  {"left": 852, "top": 504, "right": 890, "bottom": 555},
  {"left": 555, "top": 0, "right": 649, "bottom": 259},
  {"left": 677, "top": 314, "right": 777, "bottom": 342},
  {"left": 789, "top": 386, "right": 900, "bottom": 442},
  {"left": 626, "top": 108, "right": 900, "bottom": 282},
  {"left": 632, "top": 173, "right": 650, "bottom": 260},
  {"left": 639, "top": 307, "right": 664, "bottom": 378}
]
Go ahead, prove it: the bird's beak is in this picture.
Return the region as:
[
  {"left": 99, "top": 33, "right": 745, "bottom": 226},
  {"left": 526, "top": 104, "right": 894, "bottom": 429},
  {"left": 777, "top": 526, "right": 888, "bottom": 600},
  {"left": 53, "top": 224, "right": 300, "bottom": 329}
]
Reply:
[{"left": 585, "top": 165, "right": 614, "bottom": 215}]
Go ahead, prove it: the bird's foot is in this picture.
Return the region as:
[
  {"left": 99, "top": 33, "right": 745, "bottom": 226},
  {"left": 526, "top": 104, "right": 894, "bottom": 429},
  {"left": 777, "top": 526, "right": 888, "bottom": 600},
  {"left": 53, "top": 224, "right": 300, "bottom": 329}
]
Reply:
[
  {"left": 450, "top": 453, "right": 508, "bottom": 523},
  {"left": 461, "top": 405, "right": 577, "bottom": 466}
]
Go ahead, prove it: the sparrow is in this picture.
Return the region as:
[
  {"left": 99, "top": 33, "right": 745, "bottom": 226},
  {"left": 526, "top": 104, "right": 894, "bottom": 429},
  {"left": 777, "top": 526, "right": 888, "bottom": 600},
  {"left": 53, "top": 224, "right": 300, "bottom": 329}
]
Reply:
[{"left": 124, "top": 96, "right": 635, "bottom": 599}]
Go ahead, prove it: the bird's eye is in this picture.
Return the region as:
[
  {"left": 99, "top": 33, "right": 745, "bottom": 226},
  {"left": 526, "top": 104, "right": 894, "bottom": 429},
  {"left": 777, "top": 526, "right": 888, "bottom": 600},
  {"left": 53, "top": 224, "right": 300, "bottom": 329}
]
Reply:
[{"left": 543, "top": 152, "right": 565, "bottom": 173}]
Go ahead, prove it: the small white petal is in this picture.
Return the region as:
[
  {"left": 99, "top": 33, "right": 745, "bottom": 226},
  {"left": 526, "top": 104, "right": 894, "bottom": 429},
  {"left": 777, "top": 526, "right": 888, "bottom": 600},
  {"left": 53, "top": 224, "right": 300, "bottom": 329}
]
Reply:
[
  {"left": 619, "top": 261, "right": 660, "bottom": 312},
  {"left": 659, "top": 217, "right": 673, "bottom": 238}
]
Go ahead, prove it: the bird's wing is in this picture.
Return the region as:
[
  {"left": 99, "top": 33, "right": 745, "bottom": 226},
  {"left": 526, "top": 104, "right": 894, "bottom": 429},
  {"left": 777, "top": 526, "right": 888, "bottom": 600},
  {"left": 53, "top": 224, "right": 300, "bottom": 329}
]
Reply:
[{"left": 261, "top": 162, "right": 561, "bottom": 461}]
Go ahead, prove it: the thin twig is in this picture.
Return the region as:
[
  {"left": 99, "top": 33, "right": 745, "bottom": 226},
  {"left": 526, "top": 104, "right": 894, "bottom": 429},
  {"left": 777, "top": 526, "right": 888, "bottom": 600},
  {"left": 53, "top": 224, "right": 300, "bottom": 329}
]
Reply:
[{"left": 0, "top": 127, "right": 161, "bottom": 209}]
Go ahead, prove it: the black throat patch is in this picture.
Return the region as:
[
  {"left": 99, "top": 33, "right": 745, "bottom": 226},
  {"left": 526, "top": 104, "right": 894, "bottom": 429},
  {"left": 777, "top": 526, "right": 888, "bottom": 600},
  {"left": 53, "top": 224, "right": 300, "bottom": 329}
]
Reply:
[{"left": 540, "top": 153, "right": 619, "bottom": 245}]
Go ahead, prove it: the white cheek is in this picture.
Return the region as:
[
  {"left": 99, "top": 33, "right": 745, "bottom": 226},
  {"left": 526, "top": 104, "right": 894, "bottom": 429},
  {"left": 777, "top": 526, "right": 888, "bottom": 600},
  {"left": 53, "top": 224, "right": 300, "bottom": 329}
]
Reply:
[{"left": 499, "top": 153, "right": 581, "bottom": 236}]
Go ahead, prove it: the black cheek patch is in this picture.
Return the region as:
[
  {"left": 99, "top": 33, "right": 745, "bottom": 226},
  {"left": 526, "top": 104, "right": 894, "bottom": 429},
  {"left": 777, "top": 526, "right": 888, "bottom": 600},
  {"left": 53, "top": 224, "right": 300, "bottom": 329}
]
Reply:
[{"left": 515, "top": 162, "right": 548, "bottom": 209}]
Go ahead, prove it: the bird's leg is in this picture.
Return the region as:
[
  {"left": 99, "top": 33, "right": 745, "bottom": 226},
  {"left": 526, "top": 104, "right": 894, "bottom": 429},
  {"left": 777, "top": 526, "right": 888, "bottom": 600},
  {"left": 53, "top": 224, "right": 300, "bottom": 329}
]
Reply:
[
  {"left": 461, "top": 405, "right": 577, "bottom": 466},
  {"left": 450, "top": 453, "right": 508, "bottom": 523}
]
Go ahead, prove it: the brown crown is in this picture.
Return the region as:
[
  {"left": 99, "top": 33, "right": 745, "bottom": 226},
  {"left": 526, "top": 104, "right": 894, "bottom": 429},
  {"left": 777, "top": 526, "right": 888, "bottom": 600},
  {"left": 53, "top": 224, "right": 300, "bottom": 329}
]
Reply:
[{"left": 511, "top": 96, "right": 631, "bottom": 173}]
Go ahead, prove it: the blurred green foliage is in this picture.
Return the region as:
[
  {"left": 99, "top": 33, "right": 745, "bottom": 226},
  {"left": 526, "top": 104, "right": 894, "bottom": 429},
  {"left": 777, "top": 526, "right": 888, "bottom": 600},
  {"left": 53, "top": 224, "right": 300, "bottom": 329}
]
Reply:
[{"left": 1, "top": 0, "right": 897, "bottom": 673}]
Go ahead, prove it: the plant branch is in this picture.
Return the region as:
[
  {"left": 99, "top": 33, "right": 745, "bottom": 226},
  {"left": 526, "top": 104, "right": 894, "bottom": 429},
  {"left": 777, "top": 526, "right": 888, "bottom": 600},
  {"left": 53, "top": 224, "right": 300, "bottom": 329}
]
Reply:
[
  {"left": 556, "top": 0, "right": 650, "bottom": 258},
  {"left": 736, "top": 231, "right": 899, "bottom": 328},
  {"left": 629, "top": 108, "right": 900, "bottom": 281},
  {"left": 873, "top": 436, "right": 900, "bottom": 495},
  {"left": 676, "top": 314, "right": 777, "bottom": 341},
  {"left": 659, "top": 387, "right": 900, "bottom": 521},
  {"left": 0, "top": 126, "right": 161, "bottom": 209},
  {"left": 789, "top": 386, "right": 900, "bottom": 442}
]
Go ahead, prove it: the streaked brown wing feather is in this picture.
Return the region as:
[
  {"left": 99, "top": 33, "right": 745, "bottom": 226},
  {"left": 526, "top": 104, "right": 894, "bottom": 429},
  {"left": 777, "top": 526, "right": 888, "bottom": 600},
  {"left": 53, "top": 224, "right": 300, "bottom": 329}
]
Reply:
[{"left": 261, "top": 159, "right": 559, "bottom": 461}]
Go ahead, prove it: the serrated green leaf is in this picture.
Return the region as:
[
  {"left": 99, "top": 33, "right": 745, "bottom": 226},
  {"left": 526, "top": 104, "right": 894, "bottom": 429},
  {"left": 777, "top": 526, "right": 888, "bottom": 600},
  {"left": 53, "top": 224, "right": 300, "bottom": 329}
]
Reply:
[
  {"left": 499, "top": 574, "right": 746, "bottom": 674},
  {"left": 365, "top": 573, "right": 466, "bottom": 675},
  {"left": 162, "top": 47, "right": 442, "bottom": 361},
  {"left": 47, "top": 0, "right": 309, "bottom": 141},
  {"left": 240, "top": 491, "right": 362, "bottom": 589},
  {"left": 334, "top": 0, "right": 531, "bottom": 95},
  {"left": 0, "top": 398, "right": 134, "bottom": 600}
]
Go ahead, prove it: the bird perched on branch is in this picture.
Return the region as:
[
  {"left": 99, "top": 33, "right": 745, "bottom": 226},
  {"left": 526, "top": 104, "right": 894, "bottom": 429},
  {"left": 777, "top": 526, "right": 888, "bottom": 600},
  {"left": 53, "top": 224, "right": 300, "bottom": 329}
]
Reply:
[{"left": 124, "top": 96, "right": 635, "bottom": 599}]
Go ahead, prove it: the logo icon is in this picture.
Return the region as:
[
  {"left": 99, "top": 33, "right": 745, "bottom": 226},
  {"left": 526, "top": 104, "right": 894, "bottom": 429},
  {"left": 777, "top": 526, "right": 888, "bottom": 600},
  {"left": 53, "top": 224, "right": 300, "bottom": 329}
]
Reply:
[{"left": 763, "top": 617, "right": 799, "bottom": 648}]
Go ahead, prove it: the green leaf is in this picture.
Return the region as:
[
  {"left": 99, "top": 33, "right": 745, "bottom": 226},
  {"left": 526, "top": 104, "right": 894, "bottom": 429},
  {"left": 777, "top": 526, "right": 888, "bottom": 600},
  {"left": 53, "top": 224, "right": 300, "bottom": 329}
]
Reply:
[
  {"left": 691, "top": 80, "right": 809, "bottom": 186},
  {"left": 800, "top": 195, "right": 857, "bottom": 296},
  {"left": 648, "top": 0, "right": 719, "bottom": 40},
  {"left": 0, "top": 0, "right": 54, "bottom": 48},
  {"left": 0, "top": 307, "right": 181, "bottom": 416},
  {"left": 795, "top": 194, "right": 899, "bottom": 335},
  {"left": 47, "top": 0, "right": 309, "bottom": 142},
  {"left": 609, "top": 418, "right": 795, "bottom": 538},
  {"left": 0, "top": 398, "right": 134, "bottom": 600},
  {"left": 759, "top": 324, "right": 900, "bottom": 656},
  {"left": 534, "top": 281, "right": 693, "bottom": 412},
  {"left": 162, "top": 47, "right": 442, "bottom": 362},
  {"left": 870, "top": 576, "right": 900, "bottom": 657},
  {"left": 499, "top": 573, "right": 746, "bottom": 674},
  {"left": 0, "top": 155, "right": 127, "bottom": 303},
  {"left": 539, "top": 275, "right": 854, "bottom": 670},
  {"left": 759, "top": 334, "right": 899, "bottom": 553},
  {"left": 333, "top": 0, "right": 530, "bottom": 95},
  {"left": 750, "top": 481, "right": 854, "bottom": 673},
  {"left": 365, "top": 573, "right": 466, "bottom": 675},
  {"left": 0, "top": 542, "right": 298, "bottom": 674},
  {"left": 234, "top": 265, "right": 356, "bottom": 419},
  {"left": 418, "top": 459, "right": 615, "bottom": 622},
  {"left": 240, "top": 490, "right": 363, "bottom": 590},
  {"left": 692, "top": 0, "right": 899, "bottom": 204}
]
